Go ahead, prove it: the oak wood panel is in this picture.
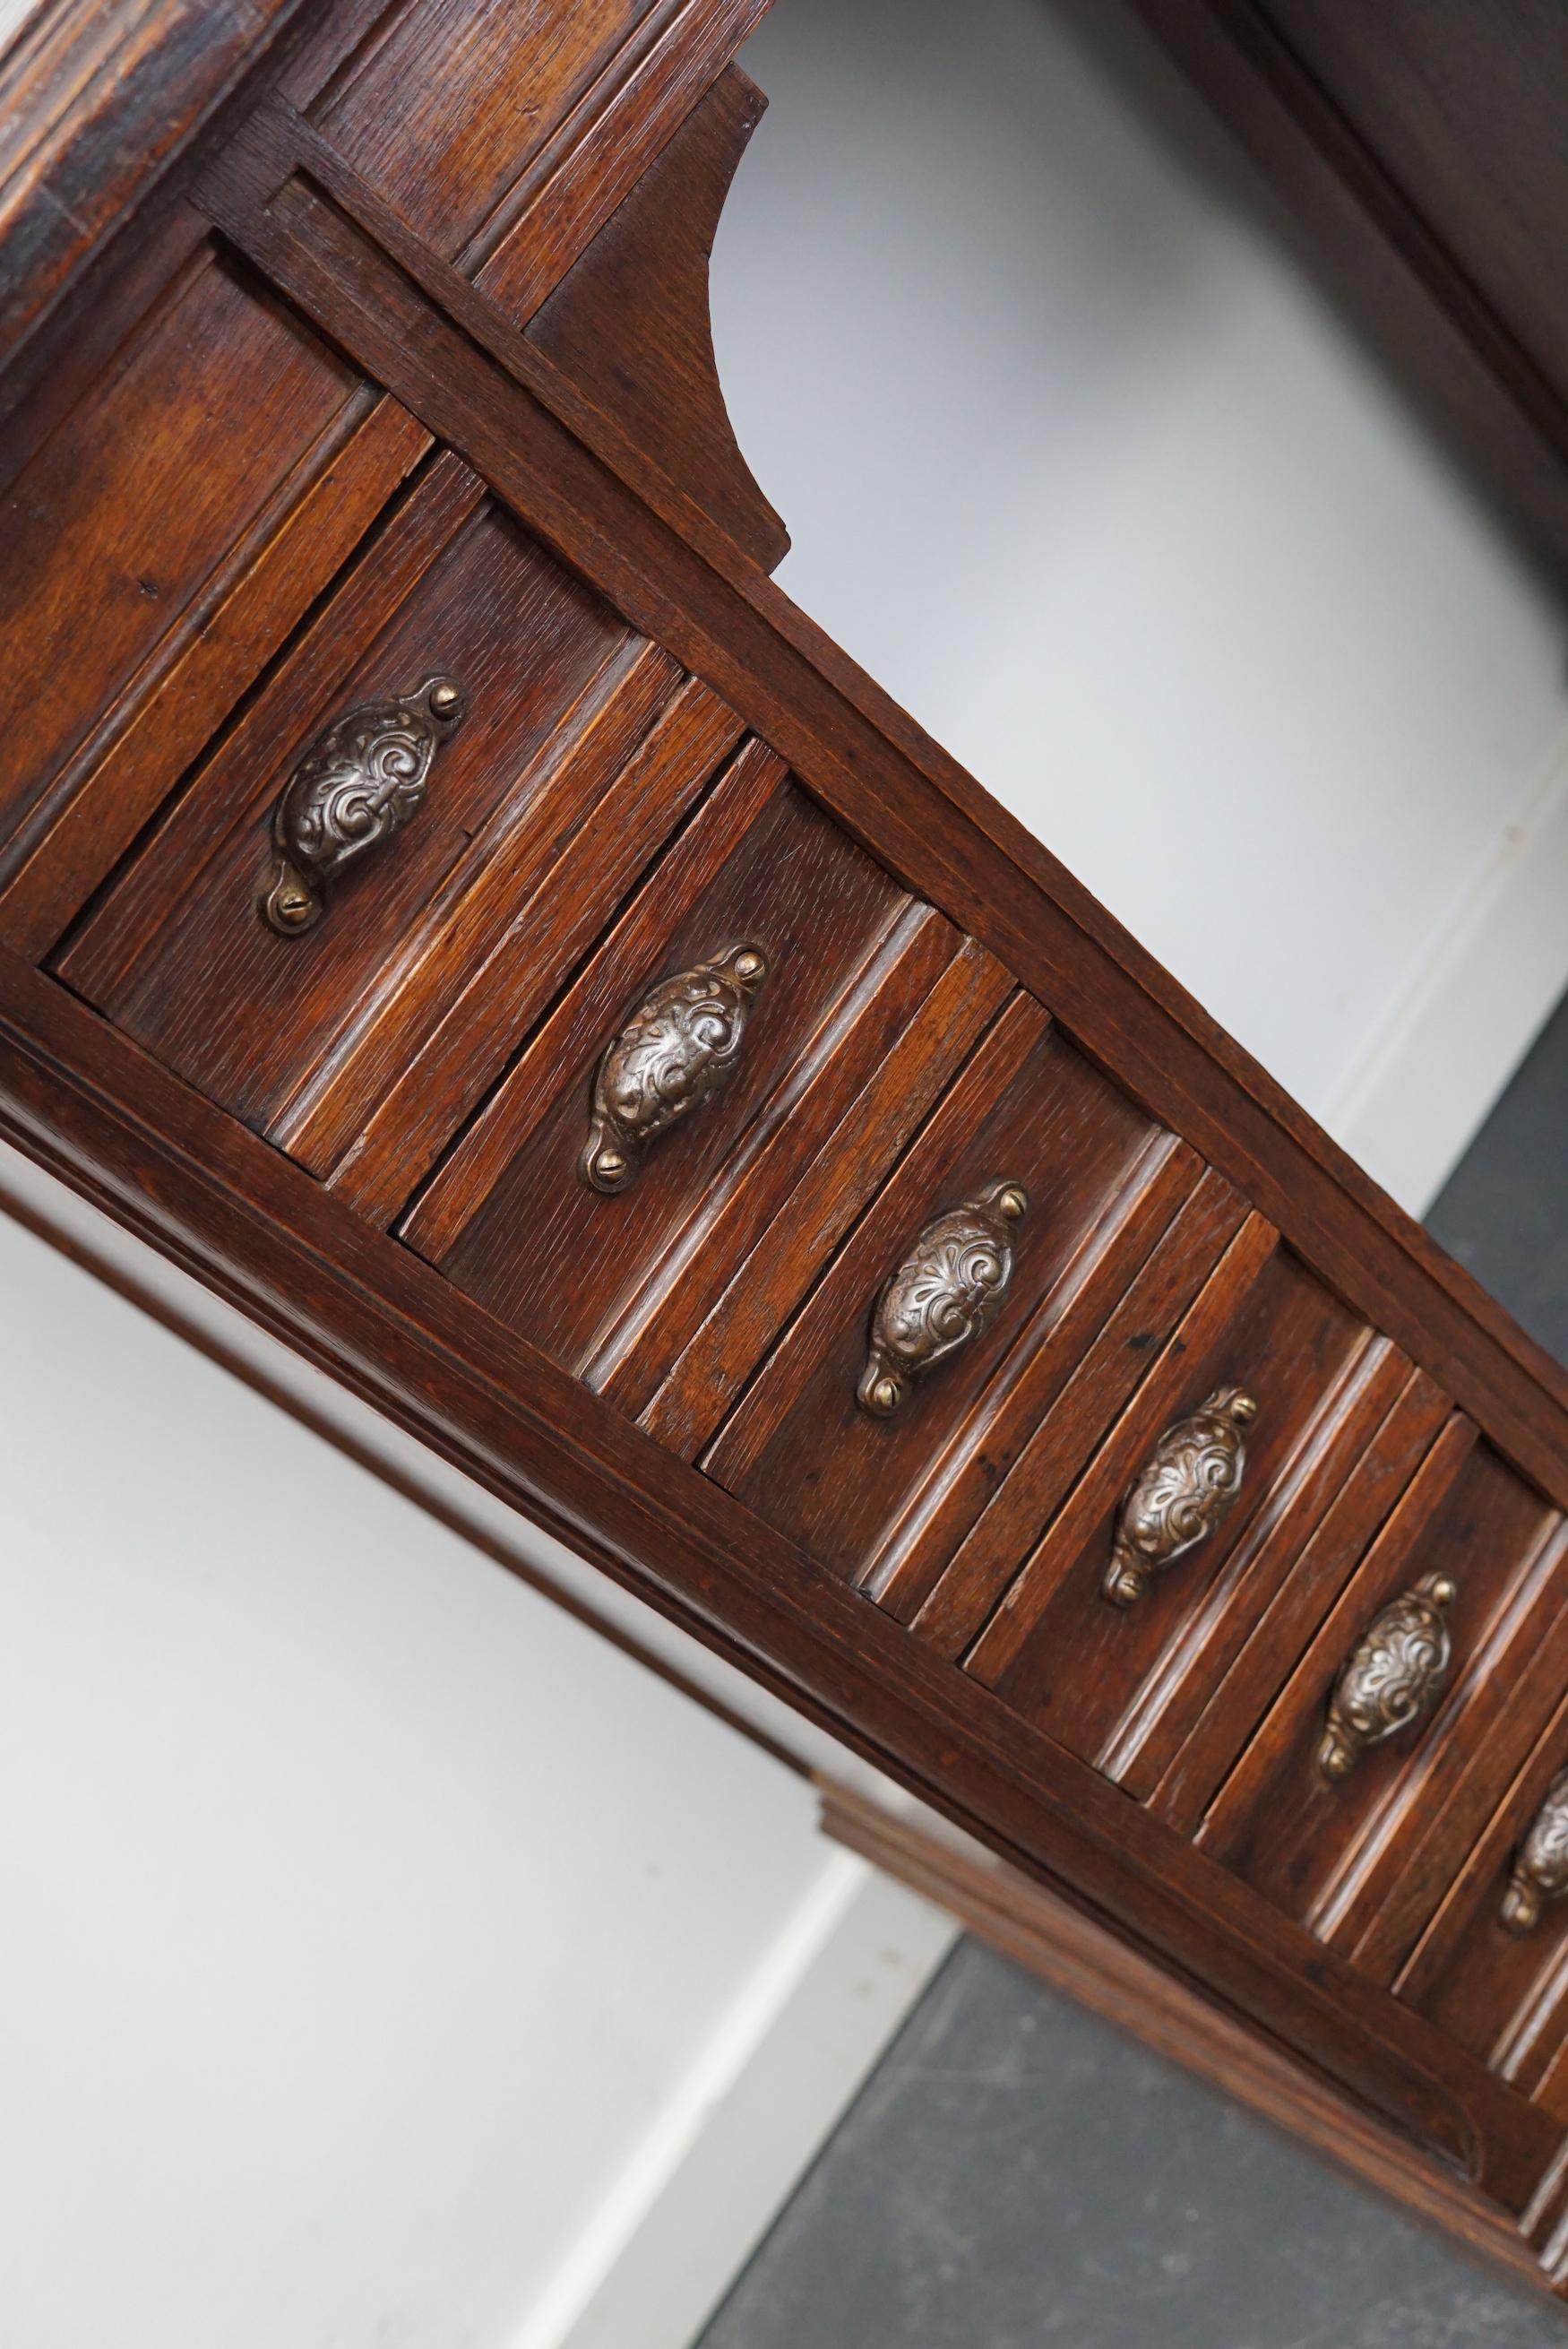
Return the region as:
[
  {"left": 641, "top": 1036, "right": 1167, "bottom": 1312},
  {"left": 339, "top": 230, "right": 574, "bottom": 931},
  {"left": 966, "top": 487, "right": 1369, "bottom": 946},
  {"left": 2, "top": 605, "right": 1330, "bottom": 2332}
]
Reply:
[
  {"left": 867, "top": 1140, "right": 1212, "bottom": 1622},
  {"left": 1150, "top": 1363, "right": 1454, "bottom": 1834},
  {"left": 58, "top": 477, "right": 641, "bottom": 1149},
  {"left": 599, "top": 913, "right": 1004, "bottom": 1427},
  {"left": 190, "top": 118, "right": 1568, "bottom": 1528},
  {"left": 273, "top": 636, "right": 691, "bottom": 1168},
  {"left": 638, "top": 934, "right": 1012, "bottom": 1455},
  {"left": 0, "top": 393, "right": 434, "bottom": 957},
  {"left": 527, "top": 65, "right": 787, "bottom": 570},
  {"left": 0, "top": 940, "right": 1549, "bottom": 2210},
  {"left": 1200, "top": 1432, "right": 1568, "bottom": 1973},
  {"left": 0, "top": 5, "right": 774, "bottom": 950},
  {"left": 0, "top": 0, "right": 304, "bottom": 377},
  {"left": 963, "top": 1226, "right": 1374, "bottom": 1747},
  {"left": 909, "top": 1166, "right": 1252, "bottom": 1654},
  {"left": 404, "top": 764, "right": 942, "bottom": 1390},
  {"left": 1101, "top": 1336, "right": 1419, "bottom": 1800},
  {"left": 1402, "top": 1688, "right": 1568, "bottom": 2127},
  {"left": 703, "top": 998, "right": 1170, "bottom": 1581},
  {"left": 474, "top": 0, "right": 771, "bottom": 326},
  {"left": 326, "top": 669, "right": 745, "bottom": 1218},
  {"left": 0, "top": 246, "right": 359, "bottom": 868},
  {"left": 314, "top": 0, "right": 665, "bottom": 261},
  {"left": 1343, "top": 1514, "right": 1568, "bottom": 1989}
]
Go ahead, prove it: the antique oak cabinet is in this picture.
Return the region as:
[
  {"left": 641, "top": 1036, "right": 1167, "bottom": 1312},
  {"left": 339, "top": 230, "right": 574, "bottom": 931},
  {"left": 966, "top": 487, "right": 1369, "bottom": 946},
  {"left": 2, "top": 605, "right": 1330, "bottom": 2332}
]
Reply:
[{"left": 4, "top": 0, "right": 1568, "bottom": 2296}]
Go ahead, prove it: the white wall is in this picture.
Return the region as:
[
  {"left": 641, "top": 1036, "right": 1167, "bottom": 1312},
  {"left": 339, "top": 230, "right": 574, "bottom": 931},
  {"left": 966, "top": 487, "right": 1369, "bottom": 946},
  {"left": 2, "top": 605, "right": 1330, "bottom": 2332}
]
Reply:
[
  {"left": 715, "top": 0, "right": 1568, "bottom": 1127},
  {"left": 7, "top": 4, "right": 1568, "bottom": 2347},
  {"left": 0, "top": 1174, "right": 841, "bottom": 2349}
]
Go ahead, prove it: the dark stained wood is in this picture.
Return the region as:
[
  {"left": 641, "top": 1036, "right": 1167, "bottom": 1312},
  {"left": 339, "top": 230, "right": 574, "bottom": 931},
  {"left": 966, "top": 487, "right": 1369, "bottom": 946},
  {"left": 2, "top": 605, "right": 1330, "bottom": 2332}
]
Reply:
[
  {"left": 527, "top": 65, "right": 788, "bottom": 571},
  {"left": 703, "top": 999, "right": 1170, "bottom": 1581},
  {"left": 326, "top": 669, "right": 745, "bottom": 1218},
  {"left": 58, "top": 483, "right": 639, "bottom": 1144},
  {"left": 909, "top": 1164, "right": 1251, "bottom": 1652},
  {"left": 1200, "top": 1435, "right": 1568, "bottom": 1976},
  {"left": 598, "top": 911, "right": 1000, "bottom": 1426},
  {"left": 1345, "top": 1514, "right": 1568, "bottom": 1989},
  {"left": 637, "top": 934, "right": 1013, "bottom": 1455},
  {"left": 1150, "top": 1362, "right": 1453, "bottom": 1833},
  {"left": 0, "top": 0, "right": 305, "bottom": 376},
  {"left": 191, "top": 117, "right": 1568, "bottom": 1526},
  {"left": 0, "top": 938, "right": 1549, "bottom": 2211},
  {"left": 314, "top": 0, "right": 667, "bottom": 261},
  {"left": 1401, "top": 1685, "right": 1568, "bottom": 2126},
  {"left": 0, "top": 4, "right": 762, "bottom": 954},
  {"left": 0, "top": 247, "right": 360, "bottom": 868},
  {"left": 474, "top": 0, "right": 771, "bottom": 324},
  {"left": 405, "top": 766, "right": 954, "bottom": 1397},
  {"left": 6, "top": 0, "right": 1568, "bottom": 2288},
  {"left": 966, "top": 1229, "right": 1378, "bottom": 1769},
  {"left": 0, "top": 393, "right": 434, "bottom": 956}
]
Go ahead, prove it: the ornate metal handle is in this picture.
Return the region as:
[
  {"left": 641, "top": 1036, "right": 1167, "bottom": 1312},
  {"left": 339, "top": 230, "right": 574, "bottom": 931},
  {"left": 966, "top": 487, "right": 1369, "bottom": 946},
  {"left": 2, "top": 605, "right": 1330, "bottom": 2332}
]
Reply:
[
  {"left": 1317, "top": 1572, "right": 1456, "bottom": 1781},
  {"left": 857, "top": 1179, "right": 1028, "bottom": 1418},
  {"left": 1502, "top": 1769, "right": 1568, "bottom": 1933},
  {"left": 1104, "top": 1386, "right": 1257, "bottom": 1607},
  {"left": 580, "top": 944, "right": 768, "bottom": 1194},
  {"left": 263, "top": 674, "right": 467, "bottom": 934}
]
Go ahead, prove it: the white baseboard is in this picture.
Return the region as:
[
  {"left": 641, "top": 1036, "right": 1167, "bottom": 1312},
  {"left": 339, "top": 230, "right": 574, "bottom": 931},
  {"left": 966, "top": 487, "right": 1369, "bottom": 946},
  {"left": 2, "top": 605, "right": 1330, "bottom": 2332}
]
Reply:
[
  {"left": 1323, "top": 730, "right": 1568, "bottom": 1216},
  {"left": 510, "top": 1850, "right": 956, "bottom": 2349}
]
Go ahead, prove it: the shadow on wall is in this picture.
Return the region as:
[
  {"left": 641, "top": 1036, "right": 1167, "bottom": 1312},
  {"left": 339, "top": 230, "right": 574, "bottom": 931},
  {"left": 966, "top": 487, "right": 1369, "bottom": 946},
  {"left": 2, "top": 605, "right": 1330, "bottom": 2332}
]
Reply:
[{"left": 712, "top": 0, "right": 1568, "bottom": 1121}]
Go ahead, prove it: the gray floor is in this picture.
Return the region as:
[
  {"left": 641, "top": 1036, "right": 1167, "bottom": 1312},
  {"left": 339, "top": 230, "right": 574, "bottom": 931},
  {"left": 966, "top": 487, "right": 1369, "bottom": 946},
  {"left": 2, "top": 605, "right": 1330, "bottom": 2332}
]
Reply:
[{"left": 698, "top": 993, "right": 1568, "bottom": 2349}]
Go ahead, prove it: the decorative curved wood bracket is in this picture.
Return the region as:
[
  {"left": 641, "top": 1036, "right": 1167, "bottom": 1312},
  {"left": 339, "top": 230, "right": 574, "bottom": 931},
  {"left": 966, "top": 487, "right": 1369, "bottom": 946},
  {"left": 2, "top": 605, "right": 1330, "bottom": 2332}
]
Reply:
[{"left": 525, "top": 65, "right": 788, "bottom": 573}]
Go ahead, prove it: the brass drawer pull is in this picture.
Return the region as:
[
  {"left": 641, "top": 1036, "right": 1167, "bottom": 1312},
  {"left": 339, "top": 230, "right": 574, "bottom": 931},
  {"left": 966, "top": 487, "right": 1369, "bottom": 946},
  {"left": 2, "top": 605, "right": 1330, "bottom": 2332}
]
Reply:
[
  {"left": 1317, "top": 1573, "right": 1456, "bottom": 1781},
  {"left": 857, "top": 1180, "right": 1028, "bottom": 1418},
  {"left": 1502, "top": 1769, "right": 1568, "bottom": 1934},
  {"left": 1104, "top": 1386, "right": 1257, "bottom": 1607},
  {"left": 581, "top": 944, "right": 768, "bottom": 1194},
  {"left": 263, "top": 675, "right": 467, "bottom": 935}
]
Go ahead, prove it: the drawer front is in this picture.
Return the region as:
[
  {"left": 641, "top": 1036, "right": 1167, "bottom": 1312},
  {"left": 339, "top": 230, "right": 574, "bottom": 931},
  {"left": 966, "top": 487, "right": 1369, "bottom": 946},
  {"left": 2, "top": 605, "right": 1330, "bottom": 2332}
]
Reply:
[
  {"left": 1399, "top": 1685, "right": 1568, "bottom": 2125},
  {"left": 956, "top": 1226, "right": 1383, "bottom": 1778},
  {"left": 0, "top": 250, "right": 369, "bottom": 899},
  {"left": 401, "top": 754, "right": 1010, "bottom": 1406},
  {"left": 1196, "top": 1432, "right": 1568, "bottom": 1979},
  {"left": 54, "top": 454, "right": 742, "bottom": 1203},
  {"left": 700, "top": 998, "right": 1177, "bottom": 1585}
]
